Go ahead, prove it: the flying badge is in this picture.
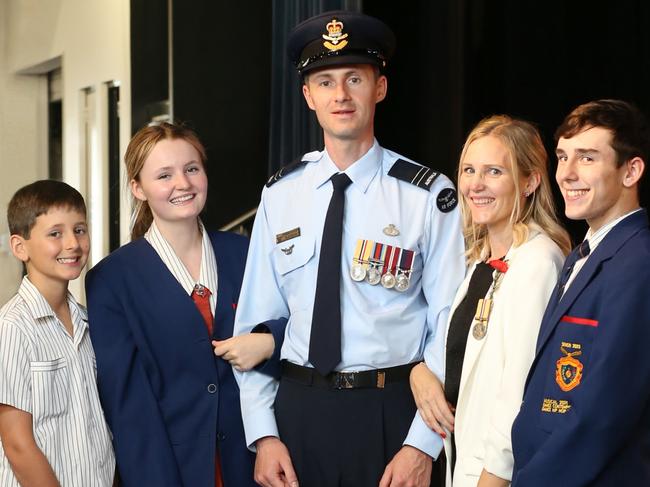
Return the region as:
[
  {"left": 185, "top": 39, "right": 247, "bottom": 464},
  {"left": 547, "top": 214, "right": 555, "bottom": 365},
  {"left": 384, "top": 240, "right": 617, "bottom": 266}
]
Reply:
[
  {"left": 281, "top": 244, "right": 295, "bottom": 255},
  {"left": 276, "top": 227, "right": 301, "bottom": 244},
  {"left": 555, "top": 345, "right": 583, "bottom": 392},
  {"left": 322, "top": 18, "right": 348, "bottom": 52},
  {"left": 383, "top": 224, "right": 400, "bottom": 237}
]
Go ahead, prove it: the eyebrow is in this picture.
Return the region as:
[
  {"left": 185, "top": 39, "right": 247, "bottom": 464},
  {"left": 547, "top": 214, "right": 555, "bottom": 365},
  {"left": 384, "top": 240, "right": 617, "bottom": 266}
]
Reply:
[
  {"left": 155, "top": 160, "right": 200, "bottom": 171},
  {"left": 555, "top": 148, "right": 600, "bottom": 156}
]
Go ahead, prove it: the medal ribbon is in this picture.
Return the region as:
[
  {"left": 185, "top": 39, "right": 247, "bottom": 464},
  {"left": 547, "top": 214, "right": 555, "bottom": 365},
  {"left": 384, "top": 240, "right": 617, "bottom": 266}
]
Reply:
[
  {"left": 382, "top": 245, "right": 397, "bottom": 275},
  {"left": 398, "top": 248, "right": 415, "bottom": 273},
  {"left": 361, "top": 240, "right": 373, "bottom": 264}
]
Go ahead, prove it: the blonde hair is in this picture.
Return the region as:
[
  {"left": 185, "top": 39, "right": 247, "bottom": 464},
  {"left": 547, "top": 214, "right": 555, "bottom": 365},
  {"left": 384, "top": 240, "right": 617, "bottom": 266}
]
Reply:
[
  {"left": 458, "top": 115, "right": 571, "bottom": 262},
  {"left": 125, "top": 122, "right": 207, "bottom": 240}
]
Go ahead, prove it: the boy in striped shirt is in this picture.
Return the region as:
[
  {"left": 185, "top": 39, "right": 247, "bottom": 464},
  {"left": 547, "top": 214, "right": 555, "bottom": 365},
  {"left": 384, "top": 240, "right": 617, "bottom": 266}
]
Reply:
[{"left": 0, "top": 180, "right": 115, "bottom": 486}]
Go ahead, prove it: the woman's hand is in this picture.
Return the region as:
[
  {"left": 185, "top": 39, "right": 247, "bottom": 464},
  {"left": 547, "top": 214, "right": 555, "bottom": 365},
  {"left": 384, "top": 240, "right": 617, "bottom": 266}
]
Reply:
[
  {"left": 212, "top": 333, "right": 275, "bottom": 371},
  {"left": 409, "top": 362, "right": 455, "bottom": 437}
]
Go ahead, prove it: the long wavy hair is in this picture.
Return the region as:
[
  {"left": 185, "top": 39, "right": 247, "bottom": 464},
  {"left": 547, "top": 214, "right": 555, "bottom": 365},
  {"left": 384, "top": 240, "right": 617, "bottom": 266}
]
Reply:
[{"left": 459, "top": 115, "right": 571, "bottom": 263}]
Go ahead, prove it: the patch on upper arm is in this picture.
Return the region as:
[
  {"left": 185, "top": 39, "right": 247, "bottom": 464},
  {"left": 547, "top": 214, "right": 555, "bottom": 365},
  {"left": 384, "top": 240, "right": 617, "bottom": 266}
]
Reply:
[{"left": 436, "top": 188, "right": 457, "bottom": 212}]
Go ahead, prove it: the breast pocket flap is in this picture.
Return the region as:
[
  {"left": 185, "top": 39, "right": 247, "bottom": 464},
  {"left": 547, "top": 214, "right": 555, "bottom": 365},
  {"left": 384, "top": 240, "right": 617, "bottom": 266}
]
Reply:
[
  {"left": 30, "top": 357, "right": 67, "bottom": 372},
  {"left": 272, "top": 236, "right": 315, "bottom": 275}
]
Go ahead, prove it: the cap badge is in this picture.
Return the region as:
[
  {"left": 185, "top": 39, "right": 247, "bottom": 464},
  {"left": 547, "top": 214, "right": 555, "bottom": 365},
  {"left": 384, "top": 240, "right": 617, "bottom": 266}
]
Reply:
[{"left": 322, "top": 18, "right": 348, "bottom": 52}]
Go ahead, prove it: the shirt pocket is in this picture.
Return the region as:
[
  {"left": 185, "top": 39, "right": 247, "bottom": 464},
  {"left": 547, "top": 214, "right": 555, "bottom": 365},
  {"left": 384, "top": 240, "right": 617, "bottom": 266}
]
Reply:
[
  {"left": 272, "top": 234, "right": 315, "bottom": 276},
  {"left": 30, "top": 357, "right": 70, "bottom": 428}
]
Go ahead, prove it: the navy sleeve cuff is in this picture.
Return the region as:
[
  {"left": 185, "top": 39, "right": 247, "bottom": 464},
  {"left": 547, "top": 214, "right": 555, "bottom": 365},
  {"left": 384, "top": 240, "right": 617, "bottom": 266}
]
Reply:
[{"left": 252, "top": 318, "right": 286, "bottom": 379}]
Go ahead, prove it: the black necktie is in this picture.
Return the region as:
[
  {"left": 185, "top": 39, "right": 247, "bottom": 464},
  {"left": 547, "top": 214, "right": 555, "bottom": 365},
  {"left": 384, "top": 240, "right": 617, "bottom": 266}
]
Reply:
[
  {"left": 309, "top": 173, "right": 352, "bottom": 376},
  {"left": 558, "top": 239, "right": 591, "bottom": 297}
]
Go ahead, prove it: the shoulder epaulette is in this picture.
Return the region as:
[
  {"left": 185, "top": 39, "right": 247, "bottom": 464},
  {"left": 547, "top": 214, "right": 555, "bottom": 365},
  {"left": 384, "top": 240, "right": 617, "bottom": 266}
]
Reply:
[
  {"left": 387, "top": 159, "right": 440, "bottom": 190},
  {"left": 266, "top": 157, "right": 307, "bottom": 187}
]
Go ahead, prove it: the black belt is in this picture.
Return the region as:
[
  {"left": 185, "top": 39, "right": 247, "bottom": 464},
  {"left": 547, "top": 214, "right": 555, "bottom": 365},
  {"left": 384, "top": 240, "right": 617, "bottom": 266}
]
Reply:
[{"left": 281, "top": 361, "right": 418, "bottom": 390}]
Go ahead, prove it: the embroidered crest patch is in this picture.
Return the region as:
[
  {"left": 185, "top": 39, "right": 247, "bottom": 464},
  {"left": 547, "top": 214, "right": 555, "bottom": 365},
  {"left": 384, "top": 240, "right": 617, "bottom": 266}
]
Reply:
[{"left": 555, "top": 355, "right": 583, "bottom": 392}]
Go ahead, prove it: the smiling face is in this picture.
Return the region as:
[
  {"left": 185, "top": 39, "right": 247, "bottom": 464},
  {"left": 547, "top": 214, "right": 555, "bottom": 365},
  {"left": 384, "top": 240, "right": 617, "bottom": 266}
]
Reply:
[
  {"left": 302, "top": 64, "right": 387, "bottom": 147},
  {"left": 130, "top": 138, "right": 208, "bottom": 228},
  {"left": 459, "top": 135, "right": 526, "bottom": 238},
  {"left": 12, "top": 206, "right": 89, "bottom": 289},
  {"left": 555, "top": 126, "right": 634, "bottom": 231}
]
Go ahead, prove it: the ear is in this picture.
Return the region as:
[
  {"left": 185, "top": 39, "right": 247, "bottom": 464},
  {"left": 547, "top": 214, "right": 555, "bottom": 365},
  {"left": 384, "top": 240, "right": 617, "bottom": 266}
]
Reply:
[
  {"left": 525, "top": 171, "right": 542, "bottom": 194},
  {"left": 623, "top": 157, "right": 645, "bottom": 188},
  {"left": 302, "top": 84, "right": 316, "bottom": 111},
  {"left": 10, "top": 234, "right": 29, "bottom": 263},
  {"left": 130, "top": 178, "right": 147, "bottom": 202},
  {"left": 375, "top": 75, "right": 387, "bottom": 103}
]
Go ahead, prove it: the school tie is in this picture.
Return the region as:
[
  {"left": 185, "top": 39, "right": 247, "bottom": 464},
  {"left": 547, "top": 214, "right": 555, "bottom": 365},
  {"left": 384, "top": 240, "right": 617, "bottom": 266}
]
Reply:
[
  {"left": 558, "top": 239, "right": 591, "bottom": 297},
  {"left": 190, "top": 284, "right": 224, "bottom": 487},
  {"left": 309, "top": 173, "right": 352, "bottom": 376},
  {"left": 191, "top": 284, "right": 214, "bottom": 336}
]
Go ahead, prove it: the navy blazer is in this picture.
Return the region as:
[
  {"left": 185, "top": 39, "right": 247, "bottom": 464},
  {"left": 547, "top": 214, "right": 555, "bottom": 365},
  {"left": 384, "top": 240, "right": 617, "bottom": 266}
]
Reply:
[
  {"left": 86, "top": 231, "right": 260, "bottom": 487},
  {"left": 512, "top": 210, "right": 650, "bottom": 486}
]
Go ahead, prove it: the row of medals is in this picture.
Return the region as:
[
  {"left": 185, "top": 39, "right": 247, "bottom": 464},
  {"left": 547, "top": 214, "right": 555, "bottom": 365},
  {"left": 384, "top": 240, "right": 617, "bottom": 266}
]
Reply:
[{"left": 350, "top": 259, "right": 411, "bottom": 291}]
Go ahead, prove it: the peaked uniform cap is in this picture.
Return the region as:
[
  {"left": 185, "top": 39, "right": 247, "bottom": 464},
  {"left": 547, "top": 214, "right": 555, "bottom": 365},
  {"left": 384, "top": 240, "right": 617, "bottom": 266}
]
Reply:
[{"left": 287, "top": 10, "right": 396, "bottom": 75}]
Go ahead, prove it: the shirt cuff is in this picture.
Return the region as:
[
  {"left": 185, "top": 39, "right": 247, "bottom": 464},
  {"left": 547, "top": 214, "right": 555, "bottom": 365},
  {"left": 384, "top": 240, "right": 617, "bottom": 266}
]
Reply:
[
  {"left": 403, "top": 411, "right": 444, "bottom": 459},
  {"left": 242, "top": 406, "right": 280, "bottom": 452},
  {"left": 483, "top": 438, "right": 514, "bottom": 481},
  {"left": 252, "top": 318, "right": 286, "bottom": 379}
]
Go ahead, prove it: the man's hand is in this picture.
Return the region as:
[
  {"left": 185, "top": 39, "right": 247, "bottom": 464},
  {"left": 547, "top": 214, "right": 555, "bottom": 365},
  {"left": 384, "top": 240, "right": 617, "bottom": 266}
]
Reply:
[
  {"left": 212, "top": 333, "right": 274, "bottom": 371},
  {"left": 379, "top": 445, "right": 432, "bottom": 487},
  {"left": 254, "top": 436, "right": 299, "bottom": 487}
]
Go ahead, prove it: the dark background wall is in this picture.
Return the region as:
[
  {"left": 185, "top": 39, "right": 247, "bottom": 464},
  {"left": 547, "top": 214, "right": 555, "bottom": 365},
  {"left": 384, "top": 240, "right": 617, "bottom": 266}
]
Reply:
[{"left": 132, "top": 0, "right": 650, "bottom": 242}]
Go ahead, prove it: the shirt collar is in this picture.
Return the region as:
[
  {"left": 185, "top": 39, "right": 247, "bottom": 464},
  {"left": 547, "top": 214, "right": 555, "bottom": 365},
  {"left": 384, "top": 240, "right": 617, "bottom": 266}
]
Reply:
[
  {"left": 18, "top": 276, "right": 88, "bottom": 332},
  {"left": 585, "top": 208, "right": 642, "bottom": 253},
  {"left": 18, "top": 276, "right": 56, "bottom": 320},
  {"left": 313, "top": 139, "right": 382, "bottom": 193},
  {"left": 145, "top": 219, "right": 218, "bottom": 296}
]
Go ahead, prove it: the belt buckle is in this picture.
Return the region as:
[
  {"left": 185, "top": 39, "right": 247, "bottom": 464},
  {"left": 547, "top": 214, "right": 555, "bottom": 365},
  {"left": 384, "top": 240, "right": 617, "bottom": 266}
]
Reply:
[{"left": 333, "top": 372, "right": 356, "bottom": 389}]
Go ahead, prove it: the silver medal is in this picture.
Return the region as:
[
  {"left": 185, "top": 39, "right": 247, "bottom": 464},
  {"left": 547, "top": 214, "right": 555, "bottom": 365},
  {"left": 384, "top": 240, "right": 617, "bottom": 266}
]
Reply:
[
  {"left": 395, "top": 272, "right": 410, "bottom": 292},
  {"left": 472, "top": 322, "right": 487, "bottom": 340},
  {"left": 350, "top": 262, "right": 367, "bottom": 282},
  {"left": 366, "top": 264, "right": 381, "bottom": 285},
  {"left": 381, "top": 271, "right": 396, "bottom": 289}
]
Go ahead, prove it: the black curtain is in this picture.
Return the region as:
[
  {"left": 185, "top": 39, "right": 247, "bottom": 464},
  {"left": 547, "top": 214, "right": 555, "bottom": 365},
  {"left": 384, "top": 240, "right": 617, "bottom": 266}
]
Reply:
[{"left": 268, "top": 0, "right": 362, "bottom": 175}]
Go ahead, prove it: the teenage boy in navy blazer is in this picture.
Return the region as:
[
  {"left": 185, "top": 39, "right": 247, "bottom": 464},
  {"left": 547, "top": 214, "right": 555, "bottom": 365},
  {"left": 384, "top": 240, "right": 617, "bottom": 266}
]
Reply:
[{"left": 511, "top": 99, "right": 650, "bottom": 487}]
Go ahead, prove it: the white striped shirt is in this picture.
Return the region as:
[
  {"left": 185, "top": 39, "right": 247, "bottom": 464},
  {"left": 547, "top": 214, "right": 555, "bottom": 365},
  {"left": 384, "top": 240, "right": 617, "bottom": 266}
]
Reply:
[
  {"left": 0, "top": 277, "right": 115, "bottom": 486},
  {"left": 144, "top": 219, "right": 219, "bottom": 315}
]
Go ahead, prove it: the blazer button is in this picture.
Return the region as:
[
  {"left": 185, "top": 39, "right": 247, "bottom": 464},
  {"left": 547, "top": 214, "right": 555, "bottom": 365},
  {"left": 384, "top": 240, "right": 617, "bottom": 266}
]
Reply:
[
  {"left": 207, "top": 383, "right": 217, "bottom": 393},
  {"left": 218, "top": 433, "right": 226, "bottom": 441}
]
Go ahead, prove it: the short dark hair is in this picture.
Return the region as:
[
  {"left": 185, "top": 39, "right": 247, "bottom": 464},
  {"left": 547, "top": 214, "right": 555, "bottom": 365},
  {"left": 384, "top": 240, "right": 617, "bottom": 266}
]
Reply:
[
  {"left": 555, "top": 99, "right": 650, "bottom": 167},
  {"left": 7, "top": 180, "right": 87, "bottom": 239}
]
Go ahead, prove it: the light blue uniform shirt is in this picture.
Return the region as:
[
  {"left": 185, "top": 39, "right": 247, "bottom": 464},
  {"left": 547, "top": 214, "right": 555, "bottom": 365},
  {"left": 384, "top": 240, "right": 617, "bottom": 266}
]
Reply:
[{"left": 234, "top": 140, "right": 465, "bottom": 458}]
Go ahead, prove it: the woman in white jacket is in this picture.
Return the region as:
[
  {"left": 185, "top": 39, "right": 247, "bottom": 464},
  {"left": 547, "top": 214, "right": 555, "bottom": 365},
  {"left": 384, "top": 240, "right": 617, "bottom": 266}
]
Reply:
[{"left": 411, "top": 115, "right": 571, "bottom": 487}]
